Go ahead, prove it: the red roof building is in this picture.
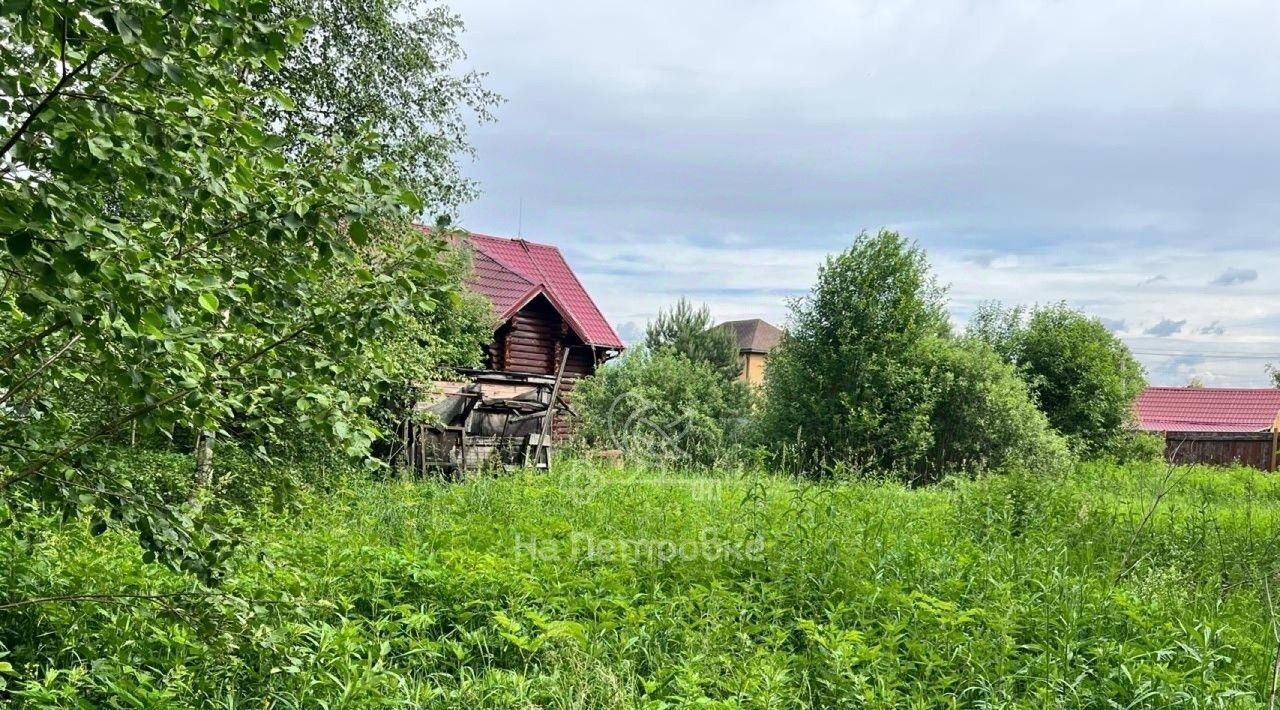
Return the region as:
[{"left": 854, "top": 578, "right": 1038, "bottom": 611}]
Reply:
[
  {"left": 1135, "top": 387, "right": 1280, "bottom": 433},
  {"left": 1134, "top": 387, "right": 1280, "bottom": 471},
  {"left": 404, "top": 230, "right": 624, "bottom": 465},
  {"left": 465, "top": 233, "right": 623, "bottom": 350},
  {"left": 457, "top": 231, "right": 623, "bottom": 379}
]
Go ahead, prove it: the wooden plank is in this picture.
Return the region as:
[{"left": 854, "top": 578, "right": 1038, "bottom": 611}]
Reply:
[
  {"left": 506, "top": 339, "right": 553, "bottom": 350},
  {"left": 535, "top": 347, "right": 571, "bottom": 469},
  {"left": 1166, "top": 431, "right": 1273, "bottom": 442},
  {"left": 1272, "top": 429, "right": 1278, "bottom": 472},
  {"left": 506, "top": 351, "right": 551, "bottom": 362},
  {"left": 508, "top": 344, "right": 554, "bottom": 355}
]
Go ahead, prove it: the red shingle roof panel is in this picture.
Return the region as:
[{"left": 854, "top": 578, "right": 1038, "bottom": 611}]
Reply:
[
  {"left": 1134, "top": 387, "right": 1280, "bottom": 433},
  {"left": 468, "top": 249, "right": 533, "bottom": 316},
  {"left": 461, "top": 232, "right": 624, "bottom": 349}
]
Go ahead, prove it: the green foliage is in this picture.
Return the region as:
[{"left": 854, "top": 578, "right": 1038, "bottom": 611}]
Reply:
[
  {"left": 0, "top": 1, "right": 489, "bottom": 578},
  {"left": 643, "top": 298, "right": 742, "bottom": 382},
  {"left": 1104, "top": 428, "right": 1168, "bottom": 465},
  {"left": 257, "top": 0, "right": 501, "bottom": 212},
  {"left": 2, "top": 457, "right": 1278, "bottom": 706},
  {"left": 378, "top": 234, "right": 494, "bottom": 384},
  {"left": 574, "top": 347, "right": 753, "bottom": 469},
  {"left": 759, "top": 230, "right": 952, "bottom": 475},
  {"left": 968, "top": 302, "right": 1148, "bottom": 457},
  {"left": 923, "top": 338, "right": 1073, "bottom": 481},
  {"left": 1267, "top": 364, "right": 1279, "bottom": 388},
  {"left": 758, "top": 232, "right": 1077, "bottom": 481}
]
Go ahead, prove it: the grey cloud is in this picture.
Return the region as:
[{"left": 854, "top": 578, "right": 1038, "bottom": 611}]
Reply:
[
  {"left": 461, "top": 0, "right": 1280, "bottom": 253},
  {"left": 1210, "top": 268, "right": 1258, "bottom": 286},
  {"left": 1139, "top": 274, "right": 1168, "bottom": 286},
  {"left": 1100, "top": 318, "right": 1127, "bottom": 333},
  {"left": 468, "top": 108, "right": 1280, "bottom": 253},
  {"left": 1198, "top": 321, "right": 1226, "bottom": 336},
  {"left": 1144, "top": 319, "right": 1186, "bottom": 337}
]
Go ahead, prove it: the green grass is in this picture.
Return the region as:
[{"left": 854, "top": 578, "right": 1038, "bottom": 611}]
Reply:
[{"left": 4, "top": 459, "right": 1280, "bottom": 707}]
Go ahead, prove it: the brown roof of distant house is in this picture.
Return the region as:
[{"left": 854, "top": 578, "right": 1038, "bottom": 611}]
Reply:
[{"left": 717, "top": 319, "right": 782, "bottom": 354}]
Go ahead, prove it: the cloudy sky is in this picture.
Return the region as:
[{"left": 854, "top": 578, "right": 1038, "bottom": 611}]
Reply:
[{"left": 452, "top": 0, "right": 1280, "bottom": 385}]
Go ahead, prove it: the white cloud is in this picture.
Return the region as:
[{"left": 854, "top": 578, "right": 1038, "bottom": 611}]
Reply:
[
  {"left": 564, "top": 236, "right": 1280, "bottom": 385},
  {"left": 453, "top": 0, "right": 1280, "bottom": 384}
]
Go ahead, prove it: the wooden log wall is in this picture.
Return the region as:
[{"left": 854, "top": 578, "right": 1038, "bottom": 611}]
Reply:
[
  {"left": 481, "top": 293, "right": 604, "bottom": 440},
  {"left": 1164, "top": 431, "right": 1278, "bottom": 471},
  {"left": 486, "top": 295, "right": 558, "bottom": 375}
]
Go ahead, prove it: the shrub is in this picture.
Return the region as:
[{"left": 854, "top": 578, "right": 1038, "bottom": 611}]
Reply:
[
  {"left": 757, "top": 232, "right": 1076, "bottom": 481},
  {"left": 758, "top": 230, "right": 949, "bottom": 475},
  {"left": 923, "top": 338, "right": 1073, "bottom": 481},
  {"left": 968, "top": 302, "right": 1147, "bottom": 457},
  {"left": 1104, "top": 429, "right": 1167, "bottom": 464},
  {"left": 574, "top": 347, "right": 753, "bottom": 469}
]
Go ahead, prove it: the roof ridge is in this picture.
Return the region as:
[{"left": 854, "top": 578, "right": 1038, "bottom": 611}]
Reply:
[
  {"left": 515, "top": 238, "right": 552, "bottom": 288},
  {"left": 524, "top": 239, "right": 624, "bottom": 347},
  {"left": 460, "top": 229, "right": 624, "bottom": 349},
  {"left": 1144, "top": 386, "right": 1280, "bottom": 392}
]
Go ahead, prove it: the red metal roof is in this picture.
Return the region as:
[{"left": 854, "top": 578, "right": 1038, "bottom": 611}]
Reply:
[
  {"left": 1134, "top": 387, "right": 1280, "bottom": 433},
  {"left": 458, "top": 231, "right": 623, "bottom": 349}
]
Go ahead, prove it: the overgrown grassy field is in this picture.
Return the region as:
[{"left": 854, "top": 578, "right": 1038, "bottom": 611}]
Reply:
[{"left": 5, "top": 460, "right": 1280, "bottom": 707}]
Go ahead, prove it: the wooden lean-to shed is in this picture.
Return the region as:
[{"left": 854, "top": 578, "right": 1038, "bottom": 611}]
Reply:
[
  {"left": 403, "top": 231, "right": 624, "bottom": 474},
  {"left": 1134, "top": 387, "right": 1280, "bottom": 471}
]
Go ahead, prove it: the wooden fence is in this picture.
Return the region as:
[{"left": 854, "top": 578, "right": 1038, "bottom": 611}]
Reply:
[{"left": 1163, "top": 431, "right": 1278, "bottom": 471}]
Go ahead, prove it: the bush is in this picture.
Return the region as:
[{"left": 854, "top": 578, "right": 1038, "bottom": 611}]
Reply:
[
  {"left": 758, "top": 231, "right": 1069, "bottom": 481},
  {"left": 1103, "top": 429, "right": 1167, "bottom": 464},
  {"left": 968, "top": 302, "right": 1147, "bottom": 457},
  {"left": 923, "top": 338, "right": 1073, "bottom": 481},
  {"left": 574, "top": 347, "right": 753, "bottom": 469},
  {"left": 758, "top": 230, "right": 949, "bottom": 475},
  {"left": 755, "top": 230, "right": 1090, "bottom": 481}
]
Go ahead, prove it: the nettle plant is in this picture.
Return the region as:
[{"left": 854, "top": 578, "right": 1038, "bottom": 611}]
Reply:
[{"left": 0, "top": 1, "right": 459, "bottom": 580}]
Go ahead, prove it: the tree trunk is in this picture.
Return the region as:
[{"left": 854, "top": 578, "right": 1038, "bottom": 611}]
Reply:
[{"left": 194, "top": 430, "right": 215, "bottom": 488}]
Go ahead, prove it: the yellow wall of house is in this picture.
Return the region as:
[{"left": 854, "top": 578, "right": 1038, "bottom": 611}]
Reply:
[{"left": 741, "top": 352, "right": 768, "bottom": 385}]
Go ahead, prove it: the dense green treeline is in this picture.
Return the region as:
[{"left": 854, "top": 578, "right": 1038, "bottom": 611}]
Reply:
[{"left": 578, "top": 231, "right": 1156, "bottom": 480}]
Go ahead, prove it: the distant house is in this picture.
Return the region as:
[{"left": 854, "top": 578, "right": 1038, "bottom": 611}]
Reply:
[
  {"left": 716, "top": 318, "right": 782, "bottom": 385},
  {"left": 1134, "top": 387, "right": 1280, "bottom": 471}
]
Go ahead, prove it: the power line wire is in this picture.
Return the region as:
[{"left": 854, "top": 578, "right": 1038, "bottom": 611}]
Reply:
[{"left": 1130, "top": 349, "right": 1280, "bottom": 361}]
